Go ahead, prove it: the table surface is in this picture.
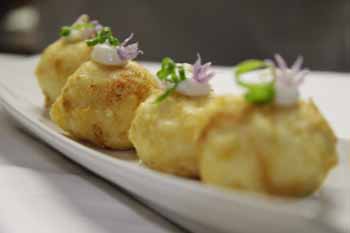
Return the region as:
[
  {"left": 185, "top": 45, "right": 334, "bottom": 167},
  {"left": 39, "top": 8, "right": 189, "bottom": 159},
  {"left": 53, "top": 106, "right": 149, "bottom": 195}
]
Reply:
[
  {"left": 0, "top": 54, "right": 349, "bottom": 233},
  {"left": 0, "top": 109, "right": 192, "bottom": 233}
]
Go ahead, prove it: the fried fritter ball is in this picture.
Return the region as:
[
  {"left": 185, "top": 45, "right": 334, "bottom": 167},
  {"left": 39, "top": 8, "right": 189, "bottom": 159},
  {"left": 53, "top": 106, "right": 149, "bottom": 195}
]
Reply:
[
  {"left": 199, "top": 96, "right": 338, "bottom": 197},
  {"left": 50, "top": 60, "right": 158, "bottom": 149},
  {"left": 35, "top": 39, "right": 92, "bottom": 107},
  {"left": 129, "top": 92, "right": 218, "bottom": 178}
]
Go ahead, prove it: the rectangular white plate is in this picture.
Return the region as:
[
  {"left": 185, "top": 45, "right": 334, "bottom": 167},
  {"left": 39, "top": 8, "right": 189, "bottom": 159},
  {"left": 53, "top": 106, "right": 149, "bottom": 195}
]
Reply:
[{"left": 0, "top": 55, "right": 349, "bottom": 233}]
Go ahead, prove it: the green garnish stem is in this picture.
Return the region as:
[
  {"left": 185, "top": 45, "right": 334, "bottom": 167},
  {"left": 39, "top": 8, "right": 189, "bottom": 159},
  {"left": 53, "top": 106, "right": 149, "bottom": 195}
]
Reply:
[
  {"left": 234, "top": 59, "right": 275, "bottom": 104},
  {"left": 154, "top": 57, "right": 187, "bottom": 103},
  {"left": 86, "top": 27, "right": 120, "bottom": 47}
]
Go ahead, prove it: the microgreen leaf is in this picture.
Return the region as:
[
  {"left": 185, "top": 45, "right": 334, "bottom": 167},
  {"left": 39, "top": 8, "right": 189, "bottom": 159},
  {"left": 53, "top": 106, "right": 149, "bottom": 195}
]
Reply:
[
  {"left": 86, "top": 27, "right": 120, "bottom": 47},
  {"left": 178, "top": 66, "right": 186, "bottom": 81},
  {"left": 59, "top": 23, "right": 95, "bottom": 37},
  {"left": 86, "top": 38, "right": 98, "bottom": 46},
  {"left": 59, "top": 26, "right": 71, "bottom": 36},
  {"left": 234, "top": 59, "right": 275, "bottom": 104},
  {"left": 72, "top": 23, "right": 94, "bottom": 30},
  {"left": 154, "top": 57, "right": 188, "bottom": 103},
  {"left": 108, "top": 36, "right": 119, "bottom": 46},
  {"left": 154, "top": 84, "right": 178, "bottom": 103}
]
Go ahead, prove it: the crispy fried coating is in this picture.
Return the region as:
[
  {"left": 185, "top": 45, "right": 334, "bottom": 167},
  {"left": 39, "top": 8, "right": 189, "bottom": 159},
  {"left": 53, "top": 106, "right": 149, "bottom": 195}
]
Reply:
[
  {"left": 129, "top": 92, "right": 217, "bottom": 178},
  {"left": 50, "top": 60, "right": 158, "bottom": 149},
  {"left": 199, "top": 96, "right": 338, "bottom": 197},
  {"left": 35, "top": 39, "right": 92, "bottom": 107}
]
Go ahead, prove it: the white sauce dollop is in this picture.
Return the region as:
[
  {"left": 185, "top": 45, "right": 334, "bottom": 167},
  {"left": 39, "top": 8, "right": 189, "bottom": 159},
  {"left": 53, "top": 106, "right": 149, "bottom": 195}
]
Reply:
[
  {"left": 176, "top": 78, "right": 211, "bottom": 96},
  {"left": 174, "top": 63, "right": 211, "bottom": 96},
  {"left": 275, "top": 80, "right": 299, "bottom": 106},
  {"left": 274, "top": 69, "right": 301, "bottom": 107},
  {"left": 91, "top": 44, "right": 127, "bottom": 66}
]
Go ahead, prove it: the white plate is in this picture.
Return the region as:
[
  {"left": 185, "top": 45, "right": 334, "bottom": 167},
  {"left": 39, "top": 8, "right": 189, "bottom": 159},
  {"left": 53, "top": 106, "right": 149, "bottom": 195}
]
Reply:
[{"left": 0, "top": 55, "right": 349, "bottom": 233}]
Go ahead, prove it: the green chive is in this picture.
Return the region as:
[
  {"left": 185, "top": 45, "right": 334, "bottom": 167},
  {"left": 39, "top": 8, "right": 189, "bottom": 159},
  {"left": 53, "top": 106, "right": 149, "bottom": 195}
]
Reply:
[
  {"left": 178, "top": 66, "right": 186, "bottom": 81},
  {"left": 85, "top": 26, "right": 120, "bottom": 47},
  {"left": 86, "top": 38, "right": 98, "bottom": 47},
  {"left": 154, "top": 84, "right": 178, "bottom": 103},
  {"left": 244, "top": 83, "right": 275, "bottom": 104},
  {"left": 108, "top": 36, "right": 120, "bottom": 46},
  {"left": 59, "top": 26, "right": 71, "bottom": 37},
  {"left": 154, "top": 57, "right": 189, "bottom": 103},
  {"left": 234, "top": 59, "right": 275, "bottom": 104},
  {"left": 73, "top": 23, "right": 94, "bottom": 30}
]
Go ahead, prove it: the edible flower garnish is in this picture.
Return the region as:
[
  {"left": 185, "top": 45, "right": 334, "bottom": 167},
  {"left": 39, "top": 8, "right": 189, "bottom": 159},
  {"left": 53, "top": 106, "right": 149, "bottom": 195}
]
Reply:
[
  {"left": 192, "top": 54, "right": 215, "bottom": 83},
  {"left": 272, "top": 54, "right": 308, "bottom": 106},
  {"left": 88, "top": 29, "right": 142, "bottom": 66},
  {"left": 116, "top": 33, "right": 143, "bottom": 61},
  {"left": 234, "top": 54, "right": 308, "bottom": 106},
  {"left": 155, "top": 54, "right": 214, "bottom": 103},
  {"left": 59, "top": 14, "right": 102, "bottom": 42}
]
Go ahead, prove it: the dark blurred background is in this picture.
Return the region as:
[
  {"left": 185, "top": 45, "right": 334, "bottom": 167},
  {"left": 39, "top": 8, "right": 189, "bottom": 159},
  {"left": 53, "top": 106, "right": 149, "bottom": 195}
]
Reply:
[{"left": 0, "top": 0, "right": 349, "bottom": 71}]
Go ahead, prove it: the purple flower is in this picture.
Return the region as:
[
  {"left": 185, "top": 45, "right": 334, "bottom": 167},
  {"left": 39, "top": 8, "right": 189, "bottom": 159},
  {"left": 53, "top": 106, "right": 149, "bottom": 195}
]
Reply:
[
  {"left": 273, "top": 54, "right": 308, "bottom": 87},
  {"left": 116, "top": 33, "right": 143, "bottom": 61},
  {"left": 192, "top": 54, "right": 215, "bottom": 83}
]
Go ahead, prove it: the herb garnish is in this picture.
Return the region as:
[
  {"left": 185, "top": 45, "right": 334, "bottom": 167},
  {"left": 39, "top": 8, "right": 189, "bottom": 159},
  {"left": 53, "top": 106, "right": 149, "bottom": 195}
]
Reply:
[
  {"left": 234, "top": 59, "right": 275, "bottom": 104},
  {"left": 59, "top": 23, "right": 95, "bottom": 37},
  {"left": 86, "top": 27, "right": 120, "bottom": 47},
  {"left": 154, "top": 57, "right": 187, "bottom": 103}
]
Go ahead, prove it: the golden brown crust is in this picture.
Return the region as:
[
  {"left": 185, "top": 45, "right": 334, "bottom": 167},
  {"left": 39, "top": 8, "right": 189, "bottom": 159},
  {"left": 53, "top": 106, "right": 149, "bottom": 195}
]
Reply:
[
  {"left": 129, "top": 91, "right": 218, "bottom": 178},
  {"left": 50, "top": 60, "right": 158, "bottom": 149},
  {"left": 35, "top": 39, "right": 92, "bottom": 107},
  {"left": 199, "top": 98, "right": 338, "bottom": 197}
]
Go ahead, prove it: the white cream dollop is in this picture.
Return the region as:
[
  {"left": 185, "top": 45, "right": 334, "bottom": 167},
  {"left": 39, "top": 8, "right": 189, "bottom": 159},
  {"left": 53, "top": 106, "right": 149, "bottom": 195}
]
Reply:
[
  {"left": 174, "top": 63, "right": 211, "bottom": 96},
  {"left": 275, "top": 80, "right": 299, "bottom": 106},
  {"left": 91, "top": 44, "right": 127, "bottom": 66},
  {"left": 274, "top": 68, "right": 302, "bottom": 107},
  {"left": 176, "top": 78, "right": 211, "bottom": 96}
]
